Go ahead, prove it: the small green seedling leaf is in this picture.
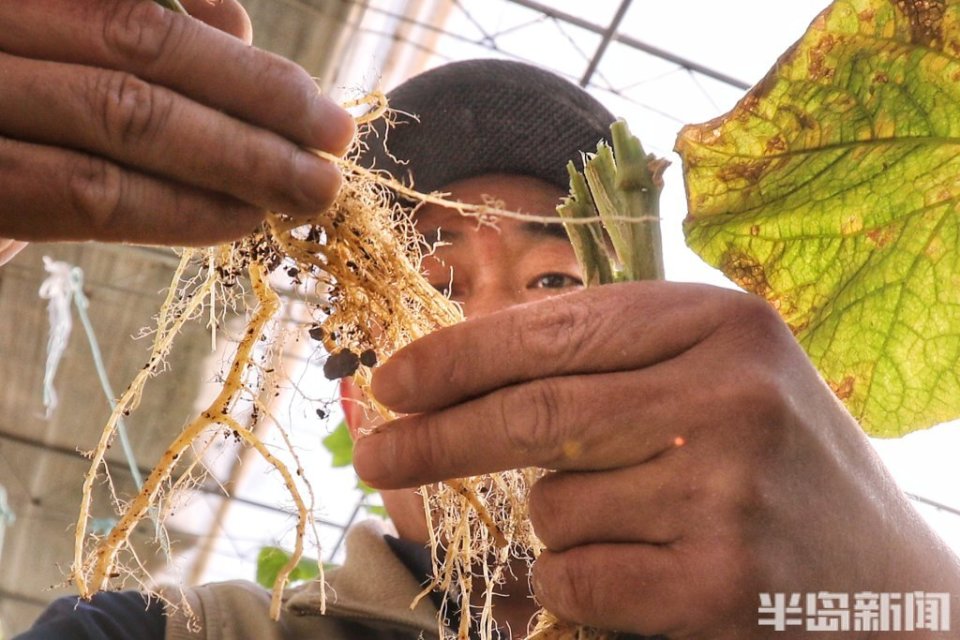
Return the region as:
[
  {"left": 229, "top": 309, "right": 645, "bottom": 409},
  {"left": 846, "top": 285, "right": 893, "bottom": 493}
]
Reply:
[
  {"left": 322, "top": 419, "right": 353, "bottom": 467},
  {"left": 676, "top": 0, "right": 960, "bottom": 436},
  {"left": 255, "top": 546, "right": 322, "bottom": 589}
]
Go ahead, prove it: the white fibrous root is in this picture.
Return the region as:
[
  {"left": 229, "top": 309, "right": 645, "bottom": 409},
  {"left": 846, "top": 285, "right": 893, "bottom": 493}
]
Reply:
[{"left": 70, "top": 104, "right": 616, "bottom": 639}]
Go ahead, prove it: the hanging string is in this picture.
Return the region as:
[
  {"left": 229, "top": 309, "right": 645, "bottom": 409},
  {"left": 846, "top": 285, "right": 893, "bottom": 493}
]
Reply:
[
  {"left": 0, "top": 485, "right": 14, "bottom": 567},
  {"left": 39, "top": 257, "right": 73, "bottom": 417},
  {"left": 39, "top": 258, "right": 171, "bottom": 556}
]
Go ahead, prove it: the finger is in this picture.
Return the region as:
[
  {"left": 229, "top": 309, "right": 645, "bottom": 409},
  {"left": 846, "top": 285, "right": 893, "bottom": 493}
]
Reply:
[
  {"left": 0, "top": 136, "right": 264, "bottom": 245},
  {"left": 355, "top": 367, "right": 687, "bottom": 488},
  {"left": 0, "top": 239, "right": 28, "bottom": 266},
  {"left": 371, "top": 282, "right": 724, "bottom": 413},
  {"left": 357, "top": 337, "right": 793, "bottom": 489},
  {"left": 0, "top": 0, "right": 354, "bottom": 155},
  {"left": 533, "top": 544, "right": 741, "bottom": 637},
  {"left": 181, "top": 0, "right": 252, "bottom": 43},
  {"left": 0, "top": 52, "right": 341, "bottom": 217},
  {"left": 528, "top": 461, "right": 690, "bottom": 551}
]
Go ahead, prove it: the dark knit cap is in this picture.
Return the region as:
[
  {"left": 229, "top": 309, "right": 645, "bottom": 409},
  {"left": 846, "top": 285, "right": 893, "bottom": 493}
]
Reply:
[{"left": 359, "top": 59, "right": 616, "bottom": 193}]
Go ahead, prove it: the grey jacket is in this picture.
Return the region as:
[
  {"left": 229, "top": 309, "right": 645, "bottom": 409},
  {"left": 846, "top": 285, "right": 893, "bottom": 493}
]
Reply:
[{"left": 165, "top": 520, "right": 440, "bottom": 640}]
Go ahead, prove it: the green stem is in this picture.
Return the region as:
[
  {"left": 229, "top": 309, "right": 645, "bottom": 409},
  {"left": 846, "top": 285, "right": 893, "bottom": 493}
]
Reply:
[
  {"left": 585, "top": 120, "right": 665, "bottom": 281},
  {"left": 557, "top": 162, "right": 615, "bottom": 286},
  {"left": 610, "top": 120, "right": 666, "bottom": 281}
]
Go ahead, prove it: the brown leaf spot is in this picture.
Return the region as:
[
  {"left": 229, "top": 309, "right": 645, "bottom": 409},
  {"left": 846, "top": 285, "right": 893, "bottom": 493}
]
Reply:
[
  {"left": 721, "top": 251, "right": 772, "bottom": 299},
  {"left": 858, "top": 8, "right": 876, "bottom": 22},
  {"left": 807, "top": 34, "right": 837, "bottom": 81},
  {"left": 717, "top": 160, "right": 768, "bottom": 185},
  {"left": 787, "top": 318, "right": 810, "bottom": 335},
  {"left": 894, "top": 0, "right": 945, "bottom": 48},
  {"left": 866, "top": 227, "right": 896, "bottom": 248},
  {"left": 765, "top": 135, "right": 787, "bottom": 154},
  {"left": 873, "top": 71, "right": 889, "bottom": 84},
  {"left": 738, "top": 93, "right": 761, "bottom": 117},
  {"left": 782, "top": 104, "right": 817, "bottom": 130},
  {"left": 828, "top": 375, "right": 857, "bottom": 401},
  {"left": 750, "top": 224, "right": 761, "bottom": 237}
]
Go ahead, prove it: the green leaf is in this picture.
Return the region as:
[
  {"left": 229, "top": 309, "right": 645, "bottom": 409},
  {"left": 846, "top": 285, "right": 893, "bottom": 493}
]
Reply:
[
  {"left": 255, "top": 546, "right": 321, "bottom": 589},
  {"left": 364, "top": 504, "right": 389, "bottom": 517},
  {"left": 356, "top": 478, "right": 377, "bottom": 495},
  {"left": 675, "top": 0, "right": 960, "bottom": 437},
  {"left": 322, "top": 419, "right": 353, "bottom": 467}
]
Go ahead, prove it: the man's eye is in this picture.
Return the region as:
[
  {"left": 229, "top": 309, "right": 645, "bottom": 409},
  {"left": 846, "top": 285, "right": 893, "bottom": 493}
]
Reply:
[{"left": 530, "top": 273, "right": 583, "bottom": 289}]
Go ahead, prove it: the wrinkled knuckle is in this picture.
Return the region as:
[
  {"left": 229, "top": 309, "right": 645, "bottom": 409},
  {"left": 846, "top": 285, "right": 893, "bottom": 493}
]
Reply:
[
  {"left": 102, "top": 0, "right": 179, "bottom": 66},
  {"left": 66, "top": 157, "right": 124, "bottom": 239},
  {"left": 500, "top": 380, "right": 564, "bottom": 463},
  {"left": 730, "top": 361, "right": 792, "bottom": 427},
  {"left": 709, "top": 462, "right": 767, "bottom": 523},
  {"left": 730, "top": 291, "right": 791, "bottom": 345},
  {"left": 515, "top": 302, "right": 589, "bottom": 367},
  {"left": 414, "top": 414, "right": 451, "bottom": 470},
  {"left": 95, "top": 71, "right": 171, "bottom": 149},
  {"left": 255, "top": 53, "right": 316, "bottom": 118}
]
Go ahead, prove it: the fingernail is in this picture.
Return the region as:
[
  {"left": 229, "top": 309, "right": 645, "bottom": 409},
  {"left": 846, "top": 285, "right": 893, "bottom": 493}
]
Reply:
[
  {"left": 370, "top": 353, "right": 413, "bottom": 409},
  {"left": 311, "top": 96, "right": 356, "bottom": 156},
  {"left": 294, "top": 152, "right": 342, "bottom": 212}
]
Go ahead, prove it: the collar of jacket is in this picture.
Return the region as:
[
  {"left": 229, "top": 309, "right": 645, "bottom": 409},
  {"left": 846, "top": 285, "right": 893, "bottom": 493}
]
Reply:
[{"left": 285, "top": 518, "right": 440, "bottom": 636}]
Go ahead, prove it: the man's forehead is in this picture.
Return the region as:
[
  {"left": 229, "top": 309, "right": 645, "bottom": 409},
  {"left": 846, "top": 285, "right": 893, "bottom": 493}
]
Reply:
[
  {"left": 410, "top": 173, "right": 570, "bottom": 245},
  {"left": 414, "top": 207, "right": 570, "bottom": 245}
]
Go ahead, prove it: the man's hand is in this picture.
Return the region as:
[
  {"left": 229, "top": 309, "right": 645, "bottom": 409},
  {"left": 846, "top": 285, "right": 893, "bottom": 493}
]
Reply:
[
  {"left": 0, "top": 0, "right": 354, "bottom": 264},
  {"left": 358, "top": 282, "right": 960, "bottom": 638}
]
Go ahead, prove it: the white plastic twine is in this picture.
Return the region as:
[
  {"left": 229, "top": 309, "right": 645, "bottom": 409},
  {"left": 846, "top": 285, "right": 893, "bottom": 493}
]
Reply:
[
  {"left": 38, "top": 258, "right": 138, "bottom": 479},
  {"left": 39, "top": 257, "right": 75, "bottom": 417},
  {"left": 37, "top": 257, "right": 172, "bottom": 555},
  {"left": 0, "top": 485, "right": 14, "bottom": 567}
]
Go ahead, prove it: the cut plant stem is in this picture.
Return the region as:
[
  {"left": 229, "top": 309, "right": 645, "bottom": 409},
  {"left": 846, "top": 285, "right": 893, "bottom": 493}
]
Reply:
[
  {"left": 560, "top": 119, "right": 668, "bottom": 283},
  {"left": 557, "top": 164, "right": 614, "bottom": 286}
]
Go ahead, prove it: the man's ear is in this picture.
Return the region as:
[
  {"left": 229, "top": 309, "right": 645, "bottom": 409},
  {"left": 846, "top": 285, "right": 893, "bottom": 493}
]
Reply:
[{"left": 338, "top": 377, "right": 364, "bottom": 440}]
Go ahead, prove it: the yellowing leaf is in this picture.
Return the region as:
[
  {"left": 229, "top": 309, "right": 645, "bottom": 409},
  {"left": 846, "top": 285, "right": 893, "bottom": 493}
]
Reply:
[{"left": 676, "top": 0, "right": 960, "bottom": 436}]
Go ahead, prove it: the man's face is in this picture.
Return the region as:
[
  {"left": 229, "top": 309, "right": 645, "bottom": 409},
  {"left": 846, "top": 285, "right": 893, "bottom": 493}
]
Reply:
[{"left": 417, "top": 173, "right": 583, "bottom": 318}]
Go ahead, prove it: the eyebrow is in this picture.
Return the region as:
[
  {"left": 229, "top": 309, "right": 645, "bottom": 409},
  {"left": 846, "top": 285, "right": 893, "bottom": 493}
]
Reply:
[
  {"left": 520, "top": 220, "right": 571, "bottom": 242},
  {"left": 418, "top": 219, "right": 571, "bottom": 243}
]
